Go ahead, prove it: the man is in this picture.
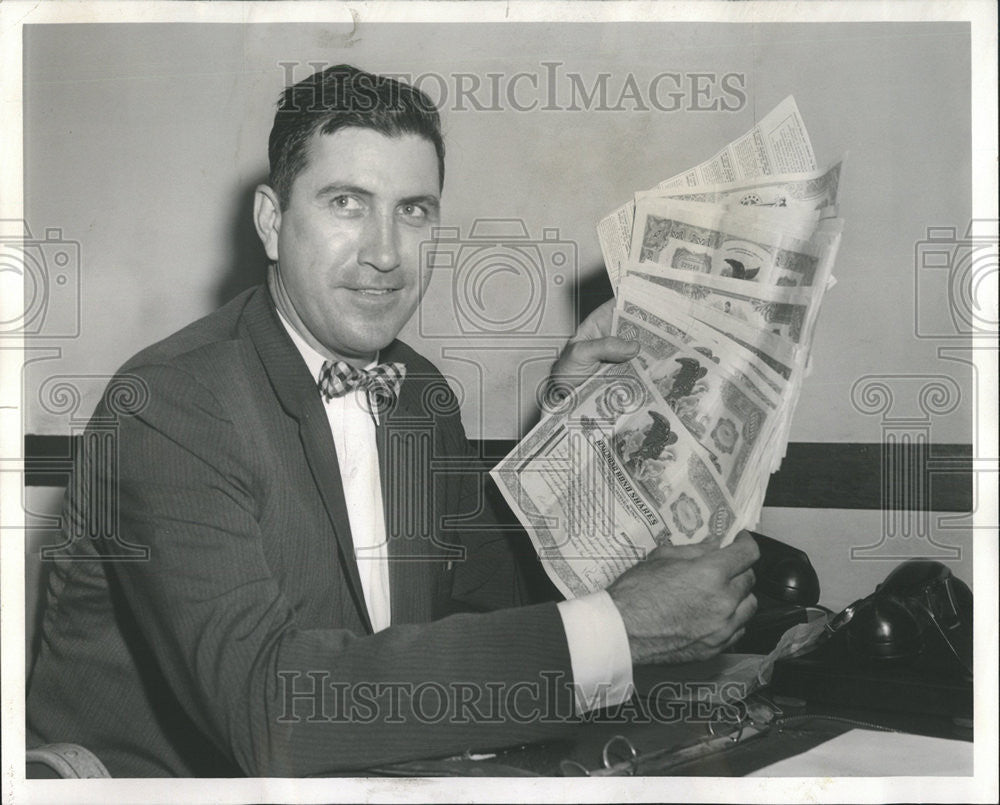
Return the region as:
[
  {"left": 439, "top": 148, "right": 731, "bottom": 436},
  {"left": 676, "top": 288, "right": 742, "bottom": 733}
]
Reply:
[{"left": 26, "top": 65, "right": 758, "bottom": 776}]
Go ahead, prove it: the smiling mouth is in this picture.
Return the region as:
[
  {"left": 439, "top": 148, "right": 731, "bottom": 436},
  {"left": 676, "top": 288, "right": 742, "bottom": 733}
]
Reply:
[{"left": 353, "top": 288, "right": 399, "bottom": 296}]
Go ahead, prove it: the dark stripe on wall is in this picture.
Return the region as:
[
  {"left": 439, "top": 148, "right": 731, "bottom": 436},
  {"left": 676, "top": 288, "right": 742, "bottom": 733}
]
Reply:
[
  {"left": 756, "top": 442, "right": 972, "bottom": 512},
  {"left": 24, "top": 435, "right": 79, "bottom": 488},
  {"left": 25, "top": 435, "right": 972, "bottom": 512}
]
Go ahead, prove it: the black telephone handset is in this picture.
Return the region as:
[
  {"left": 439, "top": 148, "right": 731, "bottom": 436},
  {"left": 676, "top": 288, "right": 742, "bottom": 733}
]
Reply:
[
  {"left": 730, "top": 532, "right": 822, "bottom": 654},
  {"left": 749, "top": 531, "right": 821, "bottom": 609},
  {"left": 770, "top": 559, "right": 974, "bottom": 718},
  {"left": 825, "top": 559, "right": 973, "bottom": 676}
]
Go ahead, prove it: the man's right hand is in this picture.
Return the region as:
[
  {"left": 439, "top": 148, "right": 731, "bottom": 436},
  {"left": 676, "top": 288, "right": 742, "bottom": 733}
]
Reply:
[{"left": 607, "top": 530, "right": 760, "bottom": 666}]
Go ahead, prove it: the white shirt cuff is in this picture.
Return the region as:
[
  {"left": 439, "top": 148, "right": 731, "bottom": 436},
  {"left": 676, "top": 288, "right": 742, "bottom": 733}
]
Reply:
[{"left": 556, "top": 591, "right": 634, "bottom": 715}]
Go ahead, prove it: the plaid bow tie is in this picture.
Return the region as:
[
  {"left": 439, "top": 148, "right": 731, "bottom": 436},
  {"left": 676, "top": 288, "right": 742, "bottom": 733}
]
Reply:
[{"left": 318, "top": 359, "right": 406, "bottom": 416}]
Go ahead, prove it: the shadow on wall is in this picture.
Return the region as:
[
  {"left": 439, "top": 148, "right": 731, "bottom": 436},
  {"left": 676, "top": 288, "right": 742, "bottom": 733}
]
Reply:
[
  {"left": 578, "top": 261, "right": 614, "bottom": 323},
  {"left": 515, "top": 260, "right": 614, "bottom": 436},
  {"left": 215, "top": 175, "right": 270, "bottom": 308}
]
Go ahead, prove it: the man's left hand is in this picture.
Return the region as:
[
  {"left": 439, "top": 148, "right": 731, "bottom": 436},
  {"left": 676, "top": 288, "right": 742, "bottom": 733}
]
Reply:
[{"left": 548, "top": 299, "right": 639, "bottom": 394}]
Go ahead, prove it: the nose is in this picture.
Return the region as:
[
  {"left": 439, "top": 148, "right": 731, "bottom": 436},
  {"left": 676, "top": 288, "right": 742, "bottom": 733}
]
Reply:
[{"left": 358, "top": 210, "right": 401, "bottom": 273}]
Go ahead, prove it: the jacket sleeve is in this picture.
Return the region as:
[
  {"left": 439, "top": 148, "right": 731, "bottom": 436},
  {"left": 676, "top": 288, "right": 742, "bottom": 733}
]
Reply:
[{"left": 89, "top": 362, "right": 578, "bottom": 776}]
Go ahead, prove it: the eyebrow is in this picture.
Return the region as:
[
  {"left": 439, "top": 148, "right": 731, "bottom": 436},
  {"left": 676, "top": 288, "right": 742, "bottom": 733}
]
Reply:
[
  {"left": 315, "top": 183, "right": 371, "bottom": 200},
  {"left": 400, "top": 194, "right": 441, "bottom": 213},
  {"left": 315, "top": 183, "right": 440, "bottom": 211}
]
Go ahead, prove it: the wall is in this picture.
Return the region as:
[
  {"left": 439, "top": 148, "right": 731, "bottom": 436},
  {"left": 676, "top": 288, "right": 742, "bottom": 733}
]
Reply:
[
  {"left": 22, "top": 22, "right": 973, "bottom": 441},
  {"left": 20, "top": 21, "right": 977, "bottom": 622}
]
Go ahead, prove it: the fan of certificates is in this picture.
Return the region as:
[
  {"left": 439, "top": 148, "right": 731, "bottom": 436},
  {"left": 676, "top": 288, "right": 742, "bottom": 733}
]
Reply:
[{"left": 492, "top": 97, "right": 845, "bottom": 599}]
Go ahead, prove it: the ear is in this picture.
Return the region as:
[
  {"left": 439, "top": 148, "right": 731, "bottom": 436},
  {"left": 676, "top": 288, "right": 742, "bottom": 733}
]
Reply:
[{"left": 253, "top": 184, "right": 282, "bottom": 262}]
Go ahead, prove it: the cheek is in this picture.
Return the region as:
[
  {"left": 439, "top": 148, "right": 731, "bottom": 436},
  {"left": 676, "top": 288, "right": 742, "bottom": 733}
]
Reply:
[
  {"left": 284, "top": 216, "right": 357, "bottom": 271},
  {"left": 403, "top": 230, "right": 434, "bottom": 287},
  {"left": 417, "top": 263, "right": 434, "bottom": 297}
]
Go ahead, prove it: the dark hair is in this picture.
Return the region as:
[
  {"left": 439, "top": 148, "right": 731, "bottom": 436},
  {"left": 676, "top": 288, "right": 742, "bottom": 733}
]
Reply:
[{"left": 268, "top": 64, "right": 445, "bottom": 209}]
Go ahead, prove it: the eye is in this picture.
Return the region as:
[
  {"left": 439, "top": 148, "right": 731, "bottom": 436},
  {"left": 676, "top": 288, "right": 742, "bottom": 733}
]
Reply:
[
  {"left": 398, "top": 202, "right": 429, "bottom": 222},
  {"left": 330, "top": 195, "right": 364, "bottom": 214}
]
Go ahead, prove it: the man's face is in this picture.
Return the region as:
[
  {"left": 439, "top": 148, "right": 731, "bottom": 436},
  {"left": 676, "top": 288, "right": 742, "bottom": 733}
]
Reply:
[{"left": 260, "top": 127, "right": 441, "bottom": 364}]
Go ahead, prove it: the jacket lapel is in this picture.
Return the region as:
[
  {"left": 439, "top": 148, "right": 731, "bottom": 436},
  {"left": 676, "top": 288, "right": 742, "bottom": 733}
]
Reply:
[
  {"left": 241, "top": 288, "right": 373, "bottom": 633},
  {"left": 378, "top": 343, "right": 442, "bottom": 625}
]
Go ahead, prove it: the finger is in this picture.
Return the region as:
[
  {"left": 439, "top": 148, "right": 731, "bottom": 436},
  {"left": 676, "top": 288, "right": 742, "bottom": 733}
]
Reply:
[
  {"left": 709, "top": 531, "right": 760, "bottom": 577},
  {"left": 730, "top": 567, "right": 756, "bottom": 601},
  {"left": 730, "top": 592, "right": 758, "bottom": 629},
  {"left": 719, "top": 626, "right": 747, "bottom": 653},
  {"left": 702, "top": 594, "right": 757, "bottom": 648},
  {"left": 731, "top": 529, "right": 760, "bottom": 554},
  {"left": 561, "top": 336, "right": 639, "bottom": 369},
  {"left": 702, "top": 619, "right": 744, "bottom": 650}
]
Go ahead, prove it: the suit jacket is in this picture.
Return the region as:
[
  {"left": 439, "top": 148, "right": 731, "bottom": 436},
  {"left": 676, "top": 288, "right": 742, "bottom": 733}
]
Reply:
[{"left": 26, "top": 286, "right": 576, "bottom": 776}]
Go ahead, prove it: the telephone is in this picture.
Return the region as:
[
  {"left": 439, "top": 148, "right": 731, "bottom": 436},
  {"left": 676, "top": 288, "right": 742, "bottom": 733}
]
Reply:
[
  {"left": 730, "top": 531, "right": 823, "bottom": 654},
  {"left": 749, "top": 531, "right": 821, "bottom": 607},
  {"left": 770, "top": 559, "right": 973, "bottom": 718},
  {"left": 823, "top": 560, "right": 972, "bottom": 672}
]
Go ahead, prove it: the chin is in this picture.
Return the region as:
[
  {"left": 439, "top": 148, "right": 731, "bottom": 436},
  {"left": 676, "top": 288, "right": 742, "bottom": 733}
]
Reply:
[{"left": 344, "top": 331, "right": 400, "bottom": 358}]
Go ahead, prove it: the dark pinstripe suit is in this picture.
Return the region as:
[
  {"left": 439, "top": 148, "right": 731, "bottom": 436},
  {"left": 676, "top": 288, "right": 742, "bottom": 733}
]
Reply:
[{"left": 26, "top": 286, "right": 575, "bottom": 776}]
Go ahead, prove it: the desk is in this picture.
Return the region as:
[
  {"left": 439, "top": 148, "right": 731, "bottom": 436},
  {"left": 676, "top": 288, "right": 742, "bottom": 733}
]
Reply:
[{"left": 369, "top": 657, "right": 973, "bottom": 777}]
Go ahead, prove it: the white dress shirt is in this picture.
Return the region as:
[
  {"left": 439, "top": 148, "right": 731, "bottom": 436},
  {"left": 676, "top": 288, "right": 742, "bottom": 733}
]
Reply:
[{"left": 277, "top": 312, "right": 633, "bottom": 713}]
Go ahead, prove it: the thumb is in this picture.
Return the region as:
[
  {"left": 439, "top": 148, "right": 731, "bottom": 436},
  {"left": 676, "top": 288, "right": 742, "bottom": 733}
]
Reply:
[
  {"left": 559, "top": 336, "right": 639, "bottom": 372},
  {"left": 571, "top": 298, "right": 617, "bottom": 342}
]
